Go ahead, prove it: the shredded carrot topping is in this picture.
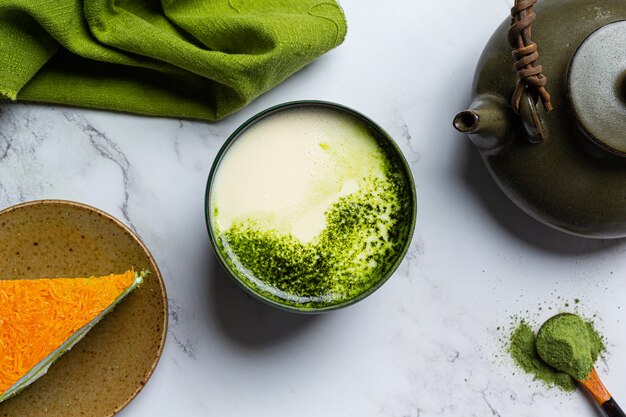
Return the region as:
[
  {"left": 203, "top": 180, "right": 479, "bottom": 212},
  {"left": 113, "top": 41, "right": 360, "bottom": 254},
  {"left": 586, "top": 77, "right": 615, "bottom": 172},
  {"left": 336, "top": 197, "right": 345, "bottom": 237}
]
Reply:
[{"left": 0, "top": 271, "right": 136, "bottom": 394}]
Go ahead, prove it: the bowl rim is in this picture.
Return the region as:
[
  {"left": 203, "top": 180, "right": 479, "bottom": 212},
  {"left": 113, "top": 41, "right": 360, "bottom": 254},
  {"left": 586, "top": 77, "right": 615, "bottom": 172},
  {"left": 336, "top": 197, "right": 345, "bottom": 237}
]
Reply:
[{"left": 204, "top": 100, "right": 417, "bottom": 313}]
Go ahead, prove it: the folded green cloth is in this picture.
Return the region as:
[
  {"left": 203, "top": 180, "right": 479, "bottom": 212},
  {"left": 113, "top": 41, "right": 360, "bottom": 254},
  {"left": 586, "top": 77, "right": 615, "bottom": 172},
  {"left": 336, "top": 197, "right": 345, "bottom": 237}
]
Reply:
[{"left": 0, "top": 0, "right": 347, "bottom": 120}]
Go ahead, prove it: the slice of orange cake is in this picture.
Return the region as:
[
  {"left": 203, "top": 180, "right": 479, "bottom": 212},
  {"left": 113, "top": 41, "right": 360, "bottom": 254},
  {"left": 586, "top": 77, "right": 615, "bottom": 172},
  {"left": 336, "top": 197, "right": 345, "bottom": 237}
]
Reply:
[{"left": 0, "top": 270, "right": 144, "bottom": 403}]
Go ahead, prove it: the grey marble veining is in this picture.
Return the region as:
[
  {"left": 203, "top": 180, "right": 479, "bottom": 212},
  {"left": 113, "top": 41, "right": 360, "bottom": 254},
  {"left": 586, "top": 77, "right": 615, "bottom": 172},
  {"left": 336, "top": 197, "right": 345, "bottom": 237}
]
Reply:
[{"left": 1, "top": 0, "right": 625, "bottom": 416}]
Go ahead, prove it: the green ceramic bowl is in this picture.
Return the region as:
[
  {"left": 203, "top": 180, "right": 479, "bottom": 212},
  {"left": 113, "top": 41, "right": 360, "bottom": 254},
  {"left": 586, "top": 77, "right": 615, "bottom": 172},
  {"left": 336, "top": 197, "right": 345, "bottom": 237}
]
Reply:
[{"left": 205, "top": 101, "right": 416, "bottom": 313}]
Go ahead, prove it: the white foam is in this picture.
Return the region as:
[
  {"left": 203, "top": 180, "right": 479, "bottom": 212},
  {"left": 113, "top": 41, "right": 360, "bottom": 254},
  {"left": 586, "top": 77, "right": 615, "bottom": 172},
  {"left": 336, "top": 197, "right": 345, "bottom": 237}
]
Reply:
[{"left": 211, "top": 107, "right": 386, "bottom": 243}]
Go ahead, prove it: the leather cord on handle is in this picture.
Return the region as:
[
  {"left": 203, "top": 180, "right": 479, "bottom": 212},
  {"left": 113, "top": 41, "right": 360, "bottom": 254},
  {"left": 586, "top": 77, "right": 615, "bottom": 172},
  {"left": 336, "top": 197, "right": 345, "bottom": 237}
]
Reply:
[{"left": 508, "top": 0, "right": 553, "bottom": 114}]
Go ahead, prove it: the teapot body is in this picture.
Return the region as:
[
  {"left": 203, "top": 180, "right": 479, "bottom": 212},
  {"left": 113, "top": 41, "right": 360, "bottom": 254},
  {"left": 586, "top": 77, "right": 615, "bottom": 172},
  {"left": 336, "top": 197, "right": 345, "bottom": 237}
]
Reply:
[{"left": 461, "top": 0, "right": 626, "bottom": 238}]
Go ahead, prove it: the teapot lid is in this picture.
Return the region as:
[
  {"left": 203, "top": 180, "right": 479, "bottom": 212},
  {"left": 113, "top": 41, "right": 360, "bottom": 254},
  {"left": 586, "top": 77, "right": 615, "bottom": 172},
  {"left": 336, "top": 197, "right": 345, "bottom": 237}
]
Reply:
[{"left": 568, "top": 21, "right": 626, "bottom": 157}]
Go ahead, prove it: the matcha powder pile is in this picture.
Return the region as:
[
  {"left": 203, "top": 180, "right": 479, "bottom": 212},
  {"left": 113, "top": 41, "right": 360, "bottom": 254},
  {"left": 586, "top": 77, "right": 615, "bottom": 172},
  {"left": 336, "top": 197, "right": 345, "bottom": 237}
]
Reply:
[{"left": 508, "top": 313, "right": 605, "bottom": 392}]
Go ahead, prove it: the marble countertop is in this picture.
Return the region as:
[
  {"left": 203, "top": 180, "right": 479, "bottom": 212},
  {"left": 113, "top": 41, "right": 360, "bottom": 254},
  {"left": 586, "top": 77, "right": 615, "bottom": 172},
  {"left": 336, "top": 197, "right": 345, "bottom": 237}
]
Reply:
[{"left": 1, "top": 0, "right": 625, "bottom": 416}]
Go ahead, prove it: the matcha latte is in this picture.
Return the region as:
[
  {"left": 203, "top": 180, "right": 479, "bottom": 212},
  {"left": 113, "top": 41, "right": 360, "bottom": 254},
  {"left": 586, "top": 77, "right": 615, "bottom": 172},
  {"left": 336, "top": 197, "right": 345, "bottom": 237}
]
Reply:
[{"left": 208, "top": 103, "right": 415, "bottom": 311}]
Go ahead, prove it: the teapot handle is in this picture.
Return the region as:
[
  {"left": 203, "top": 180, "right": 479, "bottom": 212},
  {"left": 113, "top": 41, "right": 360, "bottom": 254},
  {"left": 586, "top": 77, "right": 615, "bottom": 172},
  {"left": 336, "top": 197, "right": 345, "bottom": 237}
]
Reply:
[
  {"left": 518, "top": 87, "right": 546, "bottom": 143},
  {"left": 508, "top": 0, "right": 553, "bottom": 143}
]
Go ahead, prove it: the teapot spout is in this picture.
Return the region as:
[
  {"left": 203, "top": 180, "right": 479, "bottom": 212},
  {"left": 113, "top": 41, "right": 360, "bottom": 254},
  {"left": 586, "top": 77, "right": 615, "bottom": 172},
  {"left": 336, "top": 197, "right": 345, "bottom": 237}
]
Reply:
[
  {"left": 453, "top": 110, "right": 480, "bottom": 133},
  {"left": 454, "top": 94, "right": 511, "bottom": 154}
]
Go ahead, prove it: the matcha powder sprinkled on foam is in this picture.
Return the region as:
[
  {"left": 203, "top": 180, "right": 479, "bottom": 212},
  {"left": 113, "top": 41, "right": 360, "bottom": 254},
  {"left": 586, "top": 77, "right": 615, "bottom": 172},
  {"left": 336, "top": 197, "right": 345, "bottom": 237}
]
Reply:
[
  {"left": 220, "top": 172, "right": 411, "bottom": 307},
  {"left": 508, "top": 313, "right": 606, "bottom": 392},
  {"left": 211, "top": 107, "right": 414, "bottom": 309}
]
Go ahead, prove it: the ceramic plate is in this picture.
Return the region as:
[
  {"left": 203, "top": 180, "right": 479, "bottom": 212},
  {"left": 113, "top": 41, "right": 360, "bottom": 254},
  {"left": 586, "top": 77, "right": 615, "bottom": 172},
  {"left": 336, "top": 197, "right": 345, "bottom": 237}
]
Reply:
[{"left": 0, "top": 200, "right": 168, "bottom": 417}]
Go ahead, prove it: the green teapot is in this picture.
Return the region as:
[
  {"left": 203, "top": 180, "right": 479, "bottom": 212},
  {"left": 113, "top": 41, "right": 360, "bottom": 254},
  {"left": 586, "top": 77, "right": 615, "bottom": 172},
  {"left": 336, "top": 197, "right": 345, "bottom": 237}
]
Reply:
[{"left": 454, "top": 0, "right": 626, "bottom": 239}]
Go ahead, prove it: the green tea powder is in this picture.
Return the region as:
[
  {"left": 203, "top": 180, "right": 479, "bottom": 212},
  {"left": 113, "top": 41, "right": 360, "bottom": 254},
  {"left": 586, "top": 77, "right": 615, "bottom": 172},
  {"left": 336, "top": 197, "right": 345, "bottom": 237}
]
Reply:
[
  {"left": 509, "top": 321, "right": 577, "bottom": 392},
  {"left": 508, "top": 313, "right": 605, "bottom": 391},
  {"left": 536, "top": 313, "right": 605, "bottom": 380}
]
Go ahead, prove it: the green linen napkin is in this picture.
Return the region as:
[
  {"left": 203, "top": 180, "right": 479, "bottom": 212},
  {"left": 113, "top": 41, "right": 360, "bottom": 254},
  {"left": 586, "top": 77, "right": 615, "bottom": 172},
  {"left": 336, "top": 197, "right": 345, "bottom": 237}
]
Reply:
[{"left": 0, "top": 0, "right": 347, "bottom": 120}]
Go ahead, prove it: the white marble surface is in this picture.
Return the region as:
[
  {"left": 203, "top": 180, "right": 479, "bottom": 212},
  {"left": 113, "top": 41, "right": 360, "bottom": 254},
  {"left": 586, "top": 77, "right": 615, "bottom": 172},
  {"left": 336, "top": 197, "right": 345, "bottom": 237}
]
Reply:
[{"left": 1, "top": 0, "right": 626, "bottom": 416}]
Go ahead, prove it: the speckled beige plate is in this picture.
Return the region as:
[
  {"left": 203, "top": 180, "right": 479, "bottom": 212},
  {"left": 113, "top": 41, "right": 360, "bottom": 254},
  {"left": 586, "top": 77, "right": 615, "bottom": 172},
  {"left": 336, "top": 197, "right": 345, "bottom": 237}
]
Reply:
[{"left": 0, "top": 200, "right": 168, "bottom": 417}]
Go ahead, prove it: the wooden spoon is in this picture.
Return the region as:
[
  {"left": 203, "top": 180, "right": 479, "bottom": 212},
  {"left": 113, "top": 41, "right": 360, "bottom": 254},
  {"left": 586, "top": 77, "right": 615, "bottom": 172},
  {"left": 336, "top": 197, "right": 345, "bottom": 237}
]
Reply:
[{"left": 578, "top": 368, "right": 625, "bottom": 417}]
